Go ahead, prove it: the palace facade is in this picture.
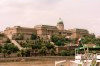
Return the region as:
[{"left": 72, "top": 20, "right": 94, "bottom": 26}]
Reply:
[{"left": 4, "top": 19, "right": 89, "bottom": 39}]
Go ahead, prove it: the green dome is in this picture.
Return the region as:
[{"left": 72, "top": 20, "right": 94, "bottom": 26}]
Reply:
[
  {"left": 58, "top": 22, "right": 63, "bottom": 24},
  {"left": 57, "top": 18, "right": 63, "bottom": 24}
]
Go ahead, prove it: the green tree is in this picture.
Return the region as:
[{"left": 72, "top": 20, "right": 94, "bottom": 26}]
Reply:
[
  {"left": 94, "top": 38, "right": 100, "bottom": 46},
  {"left": 80, "top": 35, "right": 96, "bottom": 44},
  {"left": 60, "top": 50, "right": 68, "bottom": 56},
  {"left": 50, "top": 49, "right": 55, "bottom": 55},
  {"left": 21, "top": 49, "right": 31, "bottom": 57},
  {"left": 1, "top": 49, "right": 7, "bottom": 58},
  {"left": 1, "top": 43, "right": 19, "bottom": 57},
  {"left": 39, "top": 46, "right": 47, "bottom": 56},
  {"left": 51, "top": 34, "right": 66, "bottom": 46},
  {"left": 46, "top": 43, "right": 55, "bottom": 49},
  {"left": 70, "top": 50, "right": 75, "bottom": 56},
  {"left": 20, "top": 49, "right": 26, "bottom": 57},
  {"left": 0, "top": 45, "right": 2, "bottom": 53},
  {"left": 31, "top": 33, "right": 37, "bottom": 40},
  {"left": 17, "top": 51, "right": 22, "bottom": 57},
  {"left": 12, "top": 33, "right": 24, "bottom": 40}
]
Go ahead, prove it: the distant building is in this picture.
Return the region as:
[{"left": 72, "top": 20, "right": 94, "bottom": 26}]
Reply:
[
  {"left": 0, "top": 33, "right": 8, "bottom": 45},
  {"left": 4, "top": 19, "right": 90, "bottom": 40},
  {"left": 68, "top": 28, "right": 89, "bottom": 38},
  {"left": 34, "top": 25, "right": 58, "bottom": 38},
  {"left": 4, "top": 26, "right": 37, "bottom": 40}
]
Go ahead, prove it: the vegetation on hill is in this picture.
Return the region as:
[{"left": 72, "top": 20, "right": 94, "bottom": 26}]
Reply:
[
  {"left": 0, "top": 33, "right": 100, "bottom": 57},
  {"left": 80, "top": 35, "right": 100, "bottom": 46},
  {"left": 51, "top": 34, "right": 67, "bottom": 46},
  {"left": 0, "top": 43, "right": 19, "bottom": 57}
]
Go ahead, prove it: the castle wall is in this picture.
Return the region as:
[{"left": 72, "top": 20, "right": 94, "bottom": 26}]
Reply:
[{"left": 4, "top": 23, "right": 90, "bottom": 40}]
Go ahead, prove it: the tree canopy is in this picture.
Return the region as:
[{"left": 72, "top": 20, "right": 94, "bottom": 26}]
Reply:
[{"left": 51, "top": 34, "right": 66, "bottom": 46}]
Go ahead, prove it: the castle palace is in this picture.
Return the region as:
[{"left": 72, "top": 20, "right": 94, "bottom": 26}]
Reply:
[{"left": 4, "top": 19, "right": 89, "bottom": 40}]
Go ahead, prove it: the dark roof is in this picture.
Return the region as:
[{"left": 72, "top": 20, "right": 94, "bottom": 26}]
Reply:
[{"left": 58, "top": 22, "right": 63, "bottom": 24}]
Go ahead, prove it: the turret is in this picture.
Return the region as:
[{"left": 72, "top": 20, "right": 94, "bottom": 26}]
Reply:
[{"left": 57, "top": 18, "right": 64, "bottom": 30}]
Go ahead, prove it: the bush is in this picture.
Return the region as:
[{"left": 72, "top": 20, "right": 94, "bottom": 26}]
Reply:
[
  {"left": 60, "top": 50, "right": 75, "bottom": 56},
  {"left": 60, "top": 50, "right": 68, "bottom": 56},
  {"left": 31, "top": 33, "right": 37, "bottom": 40},
  {"left": 0, "top": 45, "right": 2, "bottom": 53},
  {"left": 51, "top": 34, "right": 66, "bottom": 46},
  {"left": 17, "top": 51, "right": 22, "bottom": 57},
  {"left": 20, "top": 49, "right": 31, "bottom": 57},
  {"left": 12, "top": 33, "right": 24, "bottom": 40},
  {"left": 1, "top": 43, "right": 19, "bottom": 57}
]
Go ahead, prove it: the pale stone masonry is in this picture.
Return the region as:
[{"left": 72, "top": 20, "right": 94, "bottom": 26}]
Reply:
[
  {"left": 68, "top": 28, "right": 89, "bottom": 38},
  {"left": 3, "top": 19, "right": 89, "bottom": 39},
  {"left": 4, "top": 26, "right": 37, "bottom": 40},
  {"left": 4, "top": 26, "right": 37, "bottom": 35}
]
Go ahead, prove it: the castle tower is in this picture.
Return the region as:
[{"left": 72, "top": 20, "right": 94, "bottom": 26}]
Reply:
[{"left": 57, "top": 18, "right": 64, "bottom": 30}]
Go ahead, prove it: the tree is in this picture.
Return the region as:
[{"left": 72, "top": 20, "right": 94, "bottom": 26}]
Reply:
[
  {"left": 1, "top": 43, "right": 19, "bottom": 57},
  {"left": 51, "top": 34, "right": 66, "bottom": 46},
  {"left": 56, "top": 40, "right": 62, "bottom": 46},
  {"left": 31, "top": 33, "right": 37, "bottom": 40},
  {"left": 46, "top": 43, "right": 55, "bottom": 50},
  {"left": 1, "top": 49, "right": 7, "bottom": 58},
  {"left": 20, "top": 49, "right": 31, "bottom": 57},
  {"left": 17, "top": 51, "right": 22, "bottom": 57},
  {"left": 94, "top": 38, "right": 100, "bottom": 46},
  {"left": 50, "top": 49, "right": 55, "bottom": 55},
  {"left": 39, "top": 46, "right": 47, "bottom": 56},
  {"left": 20, "top": 49, "right": 26, "bottom": 57},
  {"left": 80, "top": 35, "right": 96, "bottom": 44},
  {"left": 0, "top": 45, "right": 2, "bottom": 53},
  {"left": 60, "top": 50, "right": 68, "bottom": 56},
  {"left": 60, "top": 50, "right": 75, "bottom": 56},
  {"left": 70, "top": 50, "right": 75, "bottom": 56},
  {"left": 12, "top": 33, "right": 24, "bottom": 40}
]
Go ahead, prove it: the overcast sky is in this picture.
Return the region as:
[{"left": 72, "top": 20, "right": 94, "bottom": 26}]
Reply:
[{"left": 0, "top": 0, "right": 100, "bottom": 36}]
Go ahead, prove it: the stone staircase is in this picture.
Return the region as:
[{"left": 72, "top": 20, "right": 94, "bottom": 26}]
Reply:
[{"left": 6, "top": 35, "right": 23, "bottom": 50}]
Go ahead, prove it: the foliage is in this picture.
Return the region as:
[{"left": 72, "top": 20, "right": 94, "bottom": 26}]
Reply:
[
  {"left": 1, "top": 43, "right": 19, "bottom": 57},
  {"left": 94, "top": 38, "right": 100, "bottom": 46},
  {"left": 21, "top": 42, "right": 32, "bottom": 48},
  {"left": 49, "top": 48, "right": 55, "bottom": 55},
  {"left": 51, "top": 34, "right": 66, "bottom": 46},
  {"left": 3, "top": 43, "right": 19, "bottom": 53},
  {"left": 31, "top": 33, "right": 37, "bottom": 40},
  {"left": 31, "top": 38, "right": 56, "bottom": 56},
  {"left": 80, "top": 35, "right": 96, "bottom": 44},
  {"left": 45, "top": 42, "right": 55, "bottom": 49},
  {"left": 12, "top": 33, "right": 24, "bottom": 40},
  {"left": 79, "top": 35, "right": 100, "bottom": 46},
  {"left": 17, "top": 51, "right": 22, "bottom": 57},
  {"left": 0, "top": 45, "right": 2, "bottom": 53},
  {"left": 39, "top": 46, "right": 47, "bottom": 56},
  {"left": 20, "top": 49, "right": 31, "bottom": 57},
  {"left": 1, "top": 49, "right": 7, "bottom": 57},
  {"left": 60, "top": 50, "right": 75, "bottom": 56},
  {"left": 60, "top": 50, "right": 68, "bottom": 56}
]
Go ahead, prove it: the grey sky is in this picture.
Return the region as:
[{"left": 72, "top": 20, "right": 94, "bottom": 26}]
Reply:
[{"left": 0, "top": 0, "right": 100, "bottom": 36}]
